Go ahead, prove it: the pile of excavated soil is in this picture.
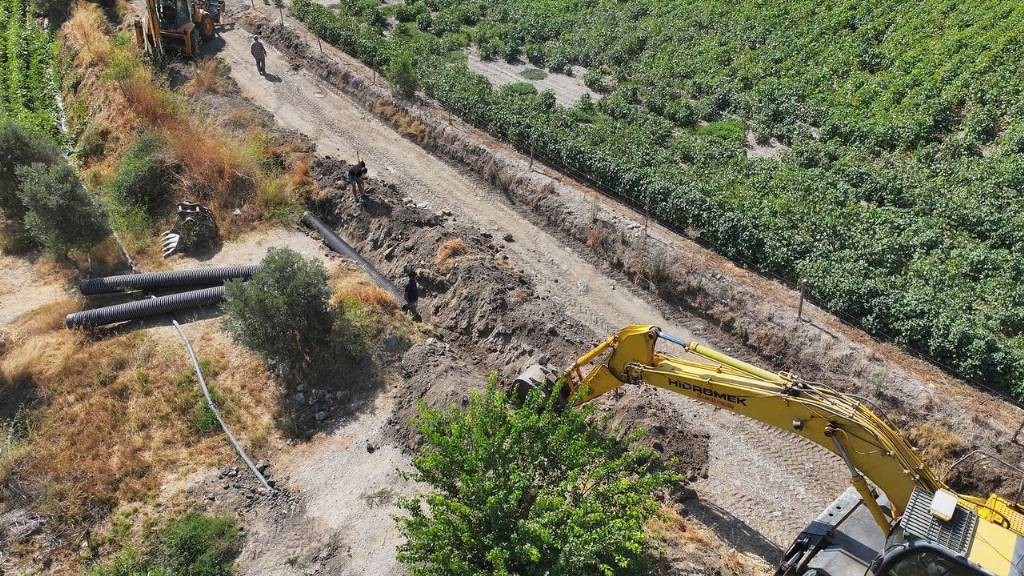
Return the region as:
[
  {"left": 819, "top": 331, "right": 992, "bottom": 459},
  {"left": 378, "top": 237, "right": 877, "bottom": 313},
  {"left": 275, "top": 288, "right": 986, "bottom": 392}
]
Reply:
[
  {"left": 387, "top": 338, "right": 483, "bottom": 452},
  {"left": 591, "top": 383, "right": 710, "bottom": 481},
  {"left": 309, "top": 157, "right": 711, "bottom": 478}
]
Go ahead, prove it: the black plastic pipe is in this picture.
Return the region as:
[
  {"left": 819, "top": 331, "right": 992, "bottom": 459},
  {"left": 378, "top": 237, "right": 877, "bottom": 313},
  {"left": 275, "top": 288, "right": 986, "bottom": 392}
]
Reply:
[
  {"left": 79, "top": 265, "right": 259, "bottom": 295},
  {"left": 66, "top": 286, "right": 226, "bottom": 328},
  {"left": 300, "top": 212, "right": 406, "bottom": 304}
]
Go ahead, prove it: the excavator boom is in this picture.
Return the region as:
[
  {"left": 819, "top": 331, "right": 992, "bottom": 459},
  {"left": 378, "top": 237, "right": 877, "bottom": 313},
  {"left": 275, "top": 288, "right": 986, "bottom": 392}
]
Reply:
[{"left": 516, "top": 324, "right": 1024, "bottom": 576}]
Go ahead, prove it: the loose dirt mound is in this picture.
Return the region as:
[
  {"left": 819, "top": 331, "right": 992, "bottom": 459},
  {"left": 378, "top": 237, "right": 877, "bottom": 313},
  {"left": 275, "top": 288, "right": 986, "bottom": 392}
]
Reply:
[
  {"left": 309, "top": 157, "right": 710, "bottom": 479},
  {"left": 592, "top": 384, "right": 710, "bottom": 481},
  {"left": 388, "top": 338, "right": 482, "bottom": 452}
]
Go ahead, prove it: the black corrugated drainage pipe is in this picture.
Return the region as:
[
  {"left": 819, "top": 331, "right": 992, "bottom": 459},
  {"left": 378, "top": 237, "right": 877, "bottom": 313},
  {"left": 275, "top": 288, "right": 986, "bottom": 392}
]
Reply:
[
  {"left": 300, "top": 212, "right": 406, "bottom": 305},
  {"left": 66, "top": 286, "right": 226, "bottom": 328},
  {"left": 79, "top": 265, "right": 259, "bottom": 295}
]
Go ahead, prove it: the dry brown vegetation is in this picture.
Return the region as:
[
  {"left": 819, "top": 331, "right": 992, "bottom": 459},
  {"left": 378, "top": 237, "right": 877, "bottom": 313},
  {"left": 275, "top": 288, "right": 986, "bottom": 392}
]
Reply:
[
  {"left": 908, "top": 421, "right": 967, "bottom": 469},
  {"left": 182, "top": 58, "right": 229, "bottom": 97},
  {"left": 0, "top": 307, "right": 281, "bottom": 566},
  {"left": 435, "top": 237, "right": 466, "bottom": 271},
  {"left": 332, "top": 271, "right": 399, "bottom": 313},
  {"left": 649, "top": 509, "right": 771, "bottom": 576}
]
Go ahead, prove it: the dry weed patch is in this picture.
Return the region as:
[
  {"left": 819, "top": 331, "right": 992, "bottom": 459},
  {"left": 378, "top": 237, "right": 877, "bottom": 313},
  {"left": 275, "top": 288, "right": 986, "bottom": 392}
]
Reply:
[{"left": 0, "top": 319, "right": 281, "bottom": 553}]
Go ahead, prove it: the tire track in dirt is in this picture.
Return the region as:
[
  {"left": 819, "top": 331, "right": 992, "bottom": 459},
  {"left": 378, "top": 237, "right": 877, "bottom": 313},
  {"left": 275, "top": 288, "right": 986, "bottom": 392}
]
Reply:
[{"left": 216, "top": 15, "right": 847, "bottom": 551}]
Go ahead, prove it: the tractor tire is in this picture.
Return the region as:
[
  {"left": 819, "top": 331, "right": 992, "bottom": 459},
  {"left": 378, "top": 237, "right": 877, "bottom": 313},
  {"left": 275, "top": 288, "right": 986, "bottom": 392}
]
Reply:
[
  {"left": 189, "top": 27, "right": 201, "bottom": 57},
  {"left": 199, "top": 14, "right": 215, "bottom": 41}
]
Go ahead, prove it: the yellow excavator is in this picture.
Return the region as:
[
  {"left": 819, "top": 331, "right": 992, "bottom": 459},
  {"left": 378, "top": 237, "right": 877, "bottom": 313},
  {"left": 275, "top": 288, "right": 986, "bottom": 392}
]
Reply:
[
  {"left": 515, "top": 325, "right": 1024, "bottom": 576},
  {"left": 135, "top": 0, "right": 220, "bottom": 58}
]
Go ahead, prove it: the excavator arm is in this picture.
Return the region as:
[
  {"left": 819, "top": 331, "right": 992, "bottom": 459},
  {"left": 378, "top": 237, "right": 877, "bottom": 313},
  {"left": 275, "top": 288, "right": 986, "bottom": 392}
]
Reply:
[
  {"left": 517, "top": 324, "right": 1024, "bottom": 576},
  {"left": 550, "top": 325, "right": 943, "bottom": 533}
]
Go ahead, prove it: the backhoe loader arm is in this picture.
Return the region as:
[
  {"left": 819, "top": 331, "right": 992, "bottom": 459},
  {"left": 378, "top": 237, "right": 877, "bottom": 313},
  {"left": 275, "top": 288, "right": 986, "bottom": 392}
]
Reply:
[{"left": 560, "top": 325, "right": 945, "bottom": 533}]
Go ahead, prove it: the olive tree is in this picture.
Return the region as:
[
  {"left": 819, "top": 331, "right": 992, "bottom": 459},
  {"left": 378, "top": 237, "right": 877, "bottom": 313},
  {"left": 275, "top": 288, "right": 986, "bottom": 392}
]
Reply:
[
  {"left": 222, "top": 248, "right": 332, "bottom": 378},
  {"left": 15, "top": 162, "right": 110, "bottom": 256},
  {"left": 396, "top": 378, "right": 680, "bottom": 575}
]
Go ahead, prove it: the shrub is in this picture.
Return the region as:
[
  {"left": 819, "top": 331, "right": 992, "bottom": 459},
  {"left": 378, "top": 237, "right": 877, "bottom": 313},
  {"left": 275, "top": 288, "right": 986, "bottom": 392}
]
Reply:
[
  {"left": 107, "top": 135, "right": 169, "bottom": 235},
  {"left": 159, "top": 513, "right": 240, "bottom": 576},
  {"left": 222, "top": 248, "right": 332, "bottom": 378},
  {"left": 582, "top": 68, "right": 607, "bottom": 93},
  {"left": 503, "top": 81, "right": 536, "bottom": 97},
  {"left": 386, "top": 48, "right": 418, "bottom": 98},
  {"left": 666, "top": 99, "right": 698, "bottom": 127},
  {"left": 0, "top": 121, "right": 61, "bottom": 247},
  {"left": 15, "top": 161, "right": 110, "bottom": 256},
  {"left": 86, "top": 513, "right": 239, "bottom": 576},
  {"left": 396, "top": 378, "right": 679, "bottom": 575},
  {"left": 519, "top": 67, "right": 546, "bottom": 81}
]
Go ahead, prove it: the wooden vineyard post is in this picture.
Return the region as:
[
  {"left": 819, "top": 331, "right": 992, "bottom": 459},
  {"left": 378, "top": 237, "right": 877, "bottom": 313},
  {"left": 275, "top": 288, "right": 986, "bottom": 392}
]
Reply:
[{"left": 797, "top": 281, "right": 805, "bottom": 322}]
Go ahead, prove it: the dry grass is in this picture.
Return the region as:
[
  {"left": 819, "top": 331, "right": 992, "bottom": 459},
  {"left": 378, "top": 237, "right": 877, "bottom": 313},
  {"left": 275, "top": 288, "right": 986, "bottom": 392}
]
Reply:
[
  {"left": 63, "top": 4, "right": 112, "bottom": 67},
  {"left": 182, "top": 58, "right": 228, "bottom": 96},
  {"left": 435, "top": 237, "right": 466, "bottom": 271},
  {"left": 908, "top": 421, "right": 966, "bottom": 467},
  {"left": 0, "top": 315, "right": 282, "bottom": 551},
  {"left": 648, "top": 509, "right": 771, "bottom": 576},
  {"left": 585, "top": 223, "right": 609, "bottom": 250},
  {"left": 332, "top": 274, "right": 399, "bottom": 313},
  {"left": 8, "top": 298, "right": 82, "bottom": 340}
]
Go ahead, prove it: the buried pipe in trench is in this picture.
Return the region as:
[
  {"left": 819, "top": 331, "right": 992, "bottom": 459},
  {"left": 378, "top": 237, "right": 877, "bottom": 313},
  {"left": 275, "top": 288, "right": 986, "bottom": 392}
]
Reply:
[
  {"left": 79, "top": 265, "right": 260, "bottom": 295},
  {"left": 66, "top": 286, "right": 227, "bottom": 329},
  {"left": 300, "top": 211, "right": 407, "bottom": 305}
]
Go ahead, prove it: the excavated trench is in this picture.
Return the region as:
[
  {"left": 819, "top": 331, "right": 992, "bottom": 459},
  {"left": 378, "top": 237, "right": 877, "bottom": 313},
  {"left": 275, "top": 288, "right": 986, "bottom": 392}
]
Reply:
[{"left": 308, "top": 157, "right": 710, "bottom": 480}]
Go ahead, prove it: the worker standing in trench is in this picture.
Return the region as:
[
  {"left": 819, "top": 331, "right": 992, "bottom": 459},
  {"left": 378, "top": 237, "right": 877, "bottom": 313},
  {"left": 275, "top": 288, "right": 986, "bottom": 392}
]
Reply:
[{"left": 402, "top": 269, "right": 421, "bottom": 321}]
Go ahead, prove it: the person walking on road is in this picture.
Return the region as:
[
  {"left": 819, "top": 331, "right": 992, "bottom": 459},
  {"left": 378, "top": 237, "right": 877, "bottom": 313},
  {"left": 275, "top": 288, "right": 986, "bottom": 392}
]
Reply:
[
  {"left": 346, "top": 160, "right": 368, "bottom": 203},
  {"left": 251, "top": 36, "right": 267, "bottom": 76},
  {"left": 402, "top": 269, "right": 421, "bottom": 321}
]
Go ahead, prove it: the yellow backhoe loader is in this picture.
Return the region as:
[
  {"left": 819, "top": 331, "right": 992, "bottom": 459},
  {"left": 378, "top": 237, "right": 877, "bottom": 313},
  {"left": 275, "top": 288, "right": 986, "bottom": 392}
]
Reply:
[
  {"left": 515, "top": 325, "right": 1024, "bottom": 576},
  {"left": 134, "top": 0, "right": 221, "bottom": 58}
]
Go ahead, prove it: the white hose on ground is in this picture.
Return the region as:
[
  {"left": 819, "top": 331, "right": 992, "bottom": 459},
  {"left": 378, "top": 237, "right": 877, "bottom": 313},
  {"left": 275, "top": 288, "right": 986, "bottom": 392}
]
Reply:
[
  {"left": 108, "top": 235, "right": 273, "bottom": 491},
  {"left": 170, "top": 315, "right": 274, "bottom": 492}
]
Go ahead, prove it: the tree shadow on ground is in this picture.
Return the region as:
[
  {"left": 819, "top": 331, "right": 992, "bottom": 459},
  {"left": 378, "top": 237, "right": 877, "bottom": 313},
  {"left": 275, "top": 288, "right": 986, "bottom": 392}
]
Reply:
[{"left": 271, "top": 338, "right": 390, "bottom": 440}]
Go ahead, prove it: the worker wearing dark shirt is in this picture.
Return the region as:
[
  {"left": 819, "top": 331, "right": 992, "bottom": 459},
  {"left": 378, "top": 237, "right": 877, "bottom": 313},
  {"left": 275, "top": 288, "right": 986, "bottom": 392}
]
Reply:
[
  {"left": 250, "top": 36, "right": 267, "bottom": 76},
  {"left": 402, "top": 269, "right": 421, "bottom": 321},
  {"left": 347, "top": 161, "right": 367, "bottom": 202}
]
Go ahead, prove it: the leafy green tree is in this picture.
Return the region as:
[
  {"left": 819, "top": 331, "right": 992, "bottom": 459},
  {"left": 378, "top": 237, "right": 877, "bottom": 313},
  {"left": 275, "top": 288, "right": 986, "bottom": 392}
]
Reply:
[
  {"left": 386, "top": 48, "right": 418, "bottom": 98},
  {"left": 0, "top": 121, "right": 61, "bottom": 248},
  {"left": 396, "top": 378, "right": 679, "bottom": 575},
  {"left": 15, "top": 161, "right": 110, "bottom": 256},
  {"left": 222, "top": 248, "right": 332, "bottom": 378}
]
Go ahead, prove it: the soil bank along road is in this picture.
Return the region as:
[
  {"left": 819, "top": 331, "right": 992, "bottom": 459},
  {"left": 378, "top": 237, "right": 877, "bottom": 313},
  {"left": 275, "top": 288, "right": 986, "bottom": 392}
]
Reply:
[{"left": 216, "top": 5, "right": 846, "bottom": 551}]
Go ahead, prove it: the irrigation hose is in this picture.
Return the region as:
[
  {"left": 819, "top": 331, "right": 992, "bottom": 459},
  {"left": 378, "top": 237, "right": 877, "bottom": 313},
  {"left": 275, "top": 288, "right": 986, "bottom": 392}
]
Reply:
[
  {"left": 170, "top": 314, "right": 273, "bottom": 492},
  {"left": 103, "top": 236, "right": 273, "bottom": 492}
]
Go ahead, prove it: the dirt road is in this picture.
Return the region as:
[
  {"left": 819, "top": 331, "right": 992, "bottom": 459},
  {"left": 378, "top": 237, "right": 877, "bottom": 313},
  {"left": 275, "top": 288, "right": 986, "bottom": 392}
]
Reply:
[{"left": 215, "top": 11, "right": 847, "bottom": 557}]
